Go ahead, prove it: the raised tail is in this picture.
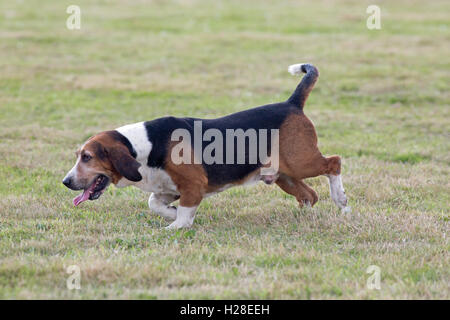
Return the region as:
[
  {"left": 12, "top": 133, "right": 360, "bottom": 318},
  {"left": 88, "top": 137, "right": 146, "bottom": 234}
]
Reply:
[{"left": 287, "top": 63, "right": 319, "bottom": 109}]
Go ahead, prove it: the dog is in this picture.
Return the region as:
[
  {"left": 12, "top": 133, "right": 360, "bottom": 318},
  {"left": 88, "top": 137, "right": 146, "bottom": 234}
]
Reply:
[{"left": 63, "top": 63, "right": 349, "bottom": 229}]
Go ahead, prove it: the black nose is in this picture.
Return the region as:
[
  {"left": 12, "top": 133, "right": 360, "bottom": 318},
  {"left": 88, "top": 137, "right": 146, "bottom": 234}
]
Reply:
[{"left": 62, "top": 177, "right": 72, "bottom": 188}]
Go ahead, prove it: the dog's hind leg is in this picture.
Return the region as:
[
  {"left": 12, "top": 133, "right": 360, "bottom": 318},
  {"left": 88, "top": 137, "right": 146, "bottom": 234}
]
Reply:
[
  {"left": 298, "top": 180, "right": 319, "bottom": 206},
  {"left": 326, "top": 172, "right": 350, "bottom": 212},
  {"left": 276, "top": 174, "right": 318, "bottom": 207},
  {"left": 322, "top": 156, "right": 350, "bottom": 212},
  {"left": 148, "top": 193, "right": 179, "bottom": 221},
  {"left": 279, "top": 152, "right": 350, "bottom": 211}
]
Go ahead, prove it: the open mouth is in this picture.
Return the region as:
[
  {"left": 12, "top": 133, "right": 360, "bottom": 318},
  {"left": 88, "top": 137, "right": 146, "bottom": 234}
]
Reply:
[{"left": 73, "top": 174, "right": 110, "bottom": 206}]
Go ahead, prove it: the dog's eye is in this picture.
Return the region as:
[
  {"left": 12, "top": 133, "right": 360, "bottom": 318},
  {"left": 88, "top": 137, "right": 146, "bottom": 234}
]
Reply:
[{"left": 81, "top": 154, "right": 92, "bottom": 162}]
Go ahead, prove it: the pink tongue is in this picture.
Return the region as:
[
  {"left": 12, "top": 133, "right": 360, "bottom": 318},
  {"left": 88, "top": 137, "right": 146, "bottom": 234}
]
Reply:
[{"left": 73, "top": 183, "right": 96, "bottom": 206}]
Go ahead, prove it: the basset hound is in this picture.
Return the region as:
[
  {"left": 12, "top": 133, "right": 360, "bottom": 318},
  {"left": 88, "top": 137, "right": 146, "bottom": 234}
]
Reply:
[{"left": 63, "top": 63, "right": 349, "bottom": 229}]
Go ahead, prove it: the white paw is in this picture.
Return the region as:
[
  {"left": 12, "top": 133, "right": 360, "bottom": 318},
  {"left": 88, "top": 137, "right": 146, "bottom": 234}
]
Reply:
[
  {"left": 148, "top": 194, "right": 177, "bottom": 221},
  {"left": 341, "top": 206, "right": 352, "bottom": 213},
  {"left": 328, "top": 174, "right": 348, "bottom": 210},
  {"left": 165, "top": 205, "right": 197, "bottom": 229},
  {"left": 335, "top": 192, "right": 348, "bottom": 209},
  {"left": 165, "top": 219, "right": 192, "bottom": 230},
  {"left": 160, "top": 206, "right": 177, "bottom": 221}
]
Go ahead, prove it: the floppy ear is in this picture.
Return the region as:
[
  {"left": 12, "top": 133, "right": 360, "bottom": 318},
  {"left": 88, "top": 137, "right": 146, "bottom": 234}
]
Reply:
[{"left": 107, "top": 146, "right": 142, "bottom": 182}]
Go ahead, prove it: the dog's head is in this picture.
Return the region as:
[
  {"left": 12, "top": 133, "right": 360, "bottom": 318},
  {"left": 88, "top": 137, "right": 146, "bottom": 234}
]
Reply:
[{"left": 62, "top": 131, "right": 142, "bottom": 206}]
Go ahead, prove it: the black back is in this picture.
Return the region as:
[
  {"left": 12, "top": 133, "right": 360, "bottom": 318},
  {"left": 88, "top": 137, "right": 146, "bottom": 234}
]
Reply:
[{"left": 144, "top": 102, "right": 299, "bottom": 185}]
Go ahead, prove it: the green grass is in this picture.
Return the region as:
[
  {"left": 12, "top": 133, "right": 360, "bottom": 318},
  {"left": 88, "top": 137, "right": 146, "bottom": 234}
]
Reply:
[{"left": 0, "top": 0, "right": 449, "bottom": 299}]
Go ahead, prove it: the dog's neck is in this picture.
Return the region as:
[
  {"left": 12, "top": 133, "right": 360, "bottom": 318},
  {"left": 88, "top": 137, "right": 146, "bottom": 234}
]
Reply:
[{"left": 115, "top": 121, "right": 152, "bottom": 163}]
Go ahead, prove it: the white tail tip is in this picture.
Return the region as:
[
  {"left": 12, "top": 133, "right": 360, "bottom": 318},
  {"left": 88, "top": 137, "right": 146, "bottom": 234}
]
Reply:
[{"left": 288, "top": 63, "right": 306, "bottom": 75}]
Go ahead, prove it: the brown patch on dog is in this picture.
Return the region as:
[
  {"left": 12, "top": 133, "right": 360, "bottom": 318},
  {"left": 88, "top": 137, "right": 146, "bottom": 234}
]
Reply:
[
  {"left": 278, "top": 113, "right": 341, "bottom": 178},
  {"left": 325, "top": 156, "right": 341, "bottom": 175},
  {"left": 164, "top": 141, "right": 208, "bottom": 207},
  {"left": 276, "top": 113, "right": 342, "bottom": 206}
]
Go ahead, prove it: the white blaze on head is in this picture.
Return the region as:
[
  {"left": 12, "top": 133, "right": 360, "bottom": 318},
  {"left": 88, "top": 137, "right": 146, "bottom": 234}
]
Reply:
[{"left": 63, "top": 156, "right": 81, "bottom": 182}]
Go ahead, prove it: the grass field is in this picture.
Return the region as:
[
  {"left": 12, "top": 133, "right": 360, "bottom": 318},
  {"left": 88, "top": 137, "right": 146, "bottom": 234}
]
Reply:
[{"left": 0, "top": 0, "right": 449, "bottom": 299}]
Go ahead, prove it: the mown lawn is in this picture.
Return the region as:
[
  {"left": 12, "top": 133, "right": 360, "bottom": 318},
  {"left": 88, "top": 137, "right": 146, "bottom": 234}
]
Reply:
[{"left": 0, "top": 0, "right": 448, "bottom": 299}]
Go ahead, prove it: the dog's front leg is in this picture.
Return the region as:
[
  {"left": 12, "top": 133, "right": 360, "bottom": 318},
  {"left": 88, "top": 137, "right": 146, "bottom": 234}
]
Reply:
[
  {"left": 148, "top": 193, "right": 178, "bottom": 221},
  {"left": 165, "top": 205, "right": 198, "bottom": 229},
  {"left": 165, "top": 191, "right": 203, "bottom": 229}
]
